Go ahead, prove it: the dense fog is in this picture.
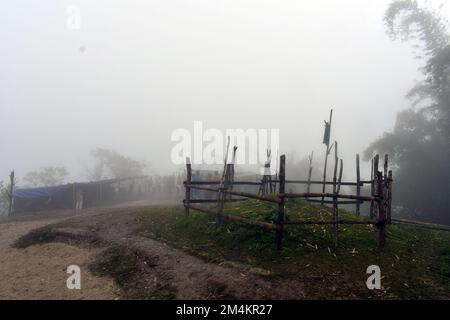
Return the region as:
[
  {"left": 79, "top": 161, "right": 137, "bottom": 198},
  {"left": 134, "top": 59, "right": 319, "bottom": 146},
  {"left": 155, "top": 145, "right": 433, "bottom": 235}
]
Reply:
[{"left": 1, "top": 0, "right": 450, "bottom": 223}]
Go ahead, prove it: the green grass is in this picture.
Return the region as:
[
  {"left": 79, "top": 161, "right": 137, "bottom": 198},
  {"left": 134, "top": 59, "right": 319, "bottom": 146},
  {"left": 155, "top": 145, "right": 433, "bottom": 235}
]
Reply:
[
  {"left": 14, "top": 226, "right": 59, "bottom": 249},
  {"left": 136, "top": 200, "right": 450, "bottom": 299},
  {"left": 90, "top": 246, "right": 177, "bottom": 300},
  {"left": 13, "top": 225, "right": 103, "bottom": 249}
]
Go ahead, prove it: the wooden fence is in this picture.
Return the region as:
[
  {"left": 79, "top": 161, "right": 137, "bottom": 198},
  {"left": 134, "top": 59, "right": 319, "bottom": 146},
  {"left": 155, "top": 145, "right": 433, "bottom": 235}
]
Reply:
[{"left": 183, "top": 153, "right": 393, "bottom": 250}]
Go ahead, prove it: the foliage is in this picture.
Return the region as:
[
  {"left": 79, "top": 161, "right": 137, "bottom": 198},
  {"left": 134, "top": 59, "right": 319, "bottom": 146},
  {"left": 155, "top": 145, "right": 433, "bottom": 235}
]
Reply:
[
  {"left": 365, "top": 0, "right": 450, "bottom": 224},
  {"left": 137, "top": 201, "right": 450, "bottom": 299},
  {"left": 90, "top": 148, "right": 146, "bottom": 180},
  {"left": 23, "top": 167, "right": 68, "bottom": 187},
  {"left": 0, "top": 181, "right": 9, "bottom": 215}
]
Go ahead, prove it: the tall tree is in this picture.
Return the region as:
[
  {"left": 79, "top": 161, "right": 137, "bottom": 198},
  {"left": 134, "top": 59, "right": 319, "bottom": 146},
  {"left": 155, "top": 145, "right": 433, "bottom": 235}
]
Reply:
[
  {"left": 365, "top": 0, "right": 450, "bottom": 224},
  {"left": 23, "top": 167, "right": 68, "bottom": 187},
  {"left": 90, "top": 148, "right": 146, "bottom": 180}
]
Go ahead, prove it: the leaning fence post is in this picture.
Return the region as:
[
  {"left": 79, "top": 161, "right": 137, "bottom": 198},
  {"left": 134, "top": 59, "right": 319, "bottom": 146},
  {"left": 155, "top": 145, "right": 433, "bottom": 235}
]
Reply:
[
  {"left": 321, "top": 109, "right": 333, "bottom": 205},
  {"left": 185, "top": 157, "right": 192, "bottom": 216},
  {"left": 217, "top": 164, "right": 231, "bottom": 224},
  {"left": 376, "top": 171, "right": 386, "bottom": 246},
  {"left": 276, "top": 155, "right": 286, "bottom": 250},
  {"left": 356, "top": 154, "right": 361, "bottom": 216},
  {"left": 332, "top": 144, "right": 339, "bottom": 247}
]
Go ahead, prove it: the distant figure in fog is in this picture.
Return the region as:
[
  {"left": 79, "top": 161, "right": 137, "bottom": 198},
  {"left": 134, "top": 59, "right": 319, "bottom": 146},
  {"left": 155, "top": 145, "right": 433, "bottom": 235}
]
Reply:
[
  {"left": 75, "top": 189, "right": 84, "bottom": 210},
  {"left": 212, "top": 171, "right": 221, "bottom": 183}
]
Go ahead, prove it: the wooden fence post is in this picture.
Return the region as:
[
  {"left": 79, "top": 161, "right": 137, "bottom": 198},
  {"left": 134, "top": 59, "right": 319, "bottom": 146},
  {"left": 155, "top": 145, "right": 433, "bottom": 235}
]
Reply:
[
  {"left": 370, "top": 155, "right": 379, "bottom": 220},
  {"left": 336, "top": 159, "right": 344, "bottom": 246},
  {"left": 276, "top": 155, "right": 286, "bottom": 250},
  {"left": 387, "top": 170, "right": 393, "bottom": 224},
  {"left": 73, "top": 183, "right": 76, "bottom": 210},
  {"left": 321, "top": 109, "right": 333, "bottom": 205},
  {"left": 356, "top": 154, "right": 361, "bottom": 216},
  {"left": 8, "top": 171, "right": 15, "bottom": 217},
  {"left": 370, "top": 158, "right": 374, "bottom": 218},
  {"left": 376, "top": 171, "right": 386, "bottom": 246},
  {"left": 185, "top": 157, "right": 192, "bottom": 216},
  {"left": 227, "top": 162, "right": 235, "bottom": 200},
  {"left": 333, "top": 142, "right": 338, "bottom": 193},
  {"left": 332, "top": 143, "right": 339, "bottom": 246},
  {"left": 307, "top": 151, "right": 313, "bottom": 194},
  {"left": 383, "top": 154, "right": 389, "bottom": 224},
  {"left": 384, "top": 154, "right": 388, "bottom": 178}
]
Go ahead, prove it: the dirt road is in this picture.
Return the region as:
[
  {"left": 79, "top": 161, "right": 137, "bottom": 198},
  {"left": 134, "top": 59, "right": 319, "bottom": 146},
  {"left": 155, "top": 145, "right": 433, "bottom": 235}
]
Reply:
[
  {"left": 0, "top": 209, "right": 121, "bottom": 299},
  {"left": 0, "top": 202, "right": 305, "bottom": 299}
]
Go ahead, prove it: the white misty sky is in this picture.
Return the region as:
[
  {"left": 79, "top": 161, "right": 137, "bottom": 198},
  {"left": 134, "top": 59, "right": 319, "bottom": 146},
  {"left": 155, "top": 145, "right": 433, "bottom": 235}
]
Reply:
[{"left": 1, "top": 0, "right": 449, "bottom": 184}]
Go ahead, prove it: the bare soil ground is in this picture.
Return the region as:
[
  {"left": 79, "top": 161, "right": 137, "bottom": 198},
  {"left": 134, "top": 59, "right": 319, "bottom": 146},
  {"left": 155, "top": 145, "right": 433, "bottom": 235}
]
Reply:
[
  {"left": 0, "top": 216, "right": 119, "bottom": 299},
  {"left": 0, "top": 202, "right": 306, "bottom": 299}
]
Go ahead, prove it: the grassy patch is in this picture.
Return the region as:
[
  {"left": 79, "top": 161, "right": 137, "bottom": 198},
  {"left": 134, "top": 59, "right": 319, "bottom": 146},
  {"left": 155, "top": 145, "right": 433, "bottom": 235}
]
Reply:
[
  {"left": 90, "top": 246, "right": 177, "bottom": 300},
  {"left": 15, "top": 224, "right": 177, "bottom": 300},
  {"left": 13, "top": 225, "right": 102, "bottom": 249},
  {"left": 206, "top": 279, "right": 237, "bottom": 300},
  {"left": 136, "top": 200, "right": 450, "bottom": 299}
]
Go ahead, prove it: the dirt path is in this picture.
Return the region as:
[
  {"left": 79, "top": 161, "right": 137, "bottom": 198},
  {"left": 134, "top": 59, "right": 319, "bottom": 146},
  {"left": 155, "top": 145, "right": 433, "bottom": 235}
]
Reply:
[
  {"left": 59, "top": 208, "right": 306, "bottom": 299},
  {"left": 0, "top": 204, "right": 152, "bottom": 300},
  {"left": 0, "top": 203, "right": 305, "bottom": 299},
  {"left": 0, "top": 217, "right": 120, "bottom": 299}
]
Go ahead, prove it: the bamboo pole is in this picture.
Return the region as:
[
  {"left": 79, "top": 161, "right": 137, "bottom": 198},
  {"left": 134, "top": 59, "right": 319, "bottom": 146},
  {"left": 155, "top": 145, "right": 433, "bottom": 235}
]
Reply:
[
  {"left": 187, "top": 198, "right": 247, "bottom": 204},
  {"left": 370, "top": 158, "right": 374, "bottom": 219},
  {"left": 284, "top": 180, "right": 366, "bottom": 186},
  {"left": 335, "top": 159, "right": 343, "bottom": 246},
  {"left": 370, "top": 155, "right": 379, "bottom": 220},
  {"left": 185, "top": 157, "right": 192, "bottom": 216},
  {"left": 8, "top": 171, "right": 15, "bottom": 217},
  {"left": 282, "top": 192, "right": 376, "bottom": 202},
  {"left": 306, "top": 199, "right": 362, "bottom": 205},
  {"left": 356, "top": 154, "right": 361, "bottom": 216},
  {"left": 187, "top": 185, "right": 282, "bottom": 203},
  {"left": 285, "top": 220, "right": 377, "bottom": 226},
  {"left": 190, "top": 181, "right": 262, "bottom": 186},
  {"left": 332, "top": 143, "right": 339, "bottom": 246},
  {"left": 307, "top": 151, "right": 314, "bottom": 194},
  {"left": 376, "top": 171, "right": 386, "bottom": 246},
  {"left": 384, "top": 154, "right": 388, "bottom": 179},
  {"left": 321, "top": 109, "right": 333, "bottom": 205},
  {"left": 333, "top": 142, "right": 338, "bottom": 194},
  {"left": 391, "top": 218, "right": 450, "bottom": 232},
  {"left": 383, "top": 154, "right": 389, "bottom": 225},
  {"left": 186, "top": 205, "right": 278, "bottom": 231},
  {"left": 337, "top": 160, "right": 343, "bottom": 194},
  {"left": 188, "top": 187, "right": 373, "bottom": 201},
  {"left": 276, "top": 155, "right": 286, "bottom": 250},
  {"left": 387, "top": 170, "right": 393, "bottom": 224}
]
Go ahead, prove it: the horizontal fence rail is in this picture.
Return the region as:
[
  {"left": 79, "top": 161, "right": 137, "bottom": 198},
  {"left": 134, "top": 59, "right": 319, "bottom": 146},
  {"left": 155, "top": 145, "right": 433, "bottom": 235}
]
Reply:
[
  {"left": 183, "top": 152, "right": 393, "bottom": 250},
  {"left": 284, "top": 219, "right": 378, "bottom": 226},
  {"left": 185, "top": 204, "right": 279, "bottom": 231},
  {"left": 186, "top": 184, "right": 282, "bottom": 204}
]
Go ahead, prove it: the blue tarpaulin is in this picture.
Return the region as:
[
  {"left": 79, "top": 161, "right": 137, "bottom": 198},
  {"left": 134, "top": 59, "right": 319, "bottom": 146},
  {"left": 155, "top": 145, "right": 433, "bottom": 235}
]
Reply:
[{"left": 13, "top": 185, "right": 72, "bottom": 199}]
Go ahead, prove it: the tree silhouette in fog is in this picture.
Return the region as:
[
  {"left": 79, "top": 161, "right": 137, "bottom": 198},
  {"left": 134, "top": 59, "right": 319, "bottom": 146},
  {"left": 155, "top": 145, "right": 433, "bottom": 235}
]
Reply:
[
  {"left": 23, "top": 167, "right": 68, "bottom": 187},
  {"left": 365, "top": 0, "right": 450, "bottom": 224},
  {"left": 90, "top": 148, "right": 146, "bottom": 180}
]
